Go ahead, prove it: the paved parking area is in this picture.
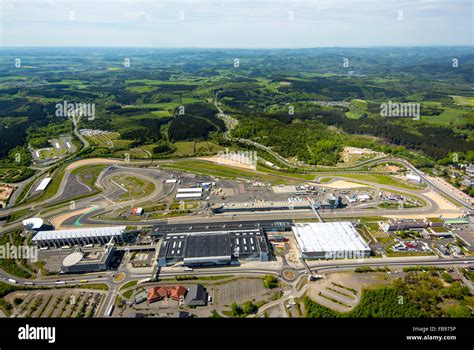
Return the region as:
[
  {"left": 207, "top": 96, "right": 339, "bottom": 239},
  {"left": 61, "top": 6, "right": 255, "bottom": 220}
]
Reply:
[
  {"left": 5, "top": 289, "right": 106, "bottom": 318},
  {"left": 217, "top": 278, "right": 266, "bottom": 305}
]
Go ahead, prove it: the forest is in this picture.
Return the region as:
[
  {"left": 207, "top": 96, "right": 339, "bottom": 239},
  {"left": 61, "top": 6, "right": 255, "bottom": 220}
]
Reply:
[
  {"left": 304, "top": 271, "right": 472, "bottom": 318},
  {"left": 0, "top": 47, "right": 472, "bottom": 174}
]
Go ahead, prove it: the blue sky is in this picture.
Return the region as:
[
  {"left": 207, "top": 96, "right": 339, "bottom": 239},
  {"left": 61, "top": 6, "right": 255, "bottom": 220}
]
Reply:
[{"left": 0, "top": 0, "right": 472, "bottom": 47}]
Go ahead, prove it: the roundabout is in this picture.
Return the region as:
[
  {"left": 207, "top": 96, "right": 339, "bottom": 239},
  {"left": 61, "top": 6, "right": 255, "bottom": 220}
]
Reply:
[
  {"left": 281, "top": 267, "right": 299, "bottom": 282},
  {"left": 112, "top": 271, "right": 127, "bottom": 284}
]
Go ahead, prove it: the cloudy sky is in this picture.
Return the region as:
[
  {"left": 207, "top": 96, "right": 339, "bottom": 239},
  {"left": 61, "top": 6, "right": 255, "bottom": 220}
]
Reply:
[{"left": 0, "top": 0, "right": 472, "bottom": 47}]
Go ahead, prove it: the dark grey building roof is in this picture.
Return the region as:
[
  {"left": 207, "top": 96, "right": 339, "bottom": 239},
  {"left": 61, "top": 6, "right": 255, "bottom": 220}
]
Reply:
[
  {"left": 185, "top": 233, "right": 231, "bottom": 259},
  {"left": 158, "top": 228, "right": 270, "bottom": 265},
  {"left": 185, "top": 284, "right": 208, "bottom": 306},
  {"left": 159, "top": 234, "right": 187, "bottom": 259},
  {"left": 229, "top": 230, "right": 268, "bottom": 255}
]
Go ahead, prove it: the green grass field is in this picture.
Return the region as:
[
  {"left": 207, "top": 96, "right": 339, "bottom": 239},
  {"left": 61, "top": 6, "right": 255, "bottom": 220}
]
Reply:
[
  {"left": 169, "top": 141, "right": 226, "bottom": 158},
  {"left": 151, "top": 110, "right": 172, "bottom": 117},
  {"left": 256, "top": 164, "right": 316, "bottom": 181},
  {"left": 37, "top": 148, "right": 56, "bottom": 160},
  {"left": 23, "top": 165, "right": 67, "bottom": 205},
  {"left": 335, "top": 173, "right": 423, "bottom": 190},
  {"left": 422, "top": 106, "right": 470, "bottom": 125},
  {"left": 85, "top": 132, "right": 120, "bottom": 146},
  {"left": 112, "top": 175, "right": 156, "bottom": 200},
  {"left": 451, "top": 95, "right": 474, "bottom": 107},
  {"left": 345, "top": 111, "right": 363, "bottom": 119},
  {"left": 6, "top": 208, "right": 32, "bottom": 223},
  {"left": 351, "top": 99, "right": 368, "bottom": 110},
  {"left": 115, "top": 147, "right": 151, "bottom": 159},
  {"left": 345, "top": 99, "right": 368, "bottom": 119},
  {"left": 71, "top": 164, "right": 108, "bottom": 188},
  {"left": 161, "top": 160, "right": 290, "bottom": 184}
]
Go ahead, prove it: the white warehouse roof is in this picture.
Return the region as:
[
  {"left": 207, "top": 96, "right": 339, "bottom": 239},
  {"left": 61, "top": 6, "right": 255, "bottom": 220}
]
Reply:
[
  {"left": 32, "top": 226, "right": 126, "bottom": 242},
  {"left": 177, "top": 187, "right": 202, "bottom": 193},
  {"left": 36, "top": 177, "right": 52, "bottom": 192},
  {"left": 292, "top": 222, "right": 370, "bottom": 257},
  {"left": 176, "top": 193, "right": 202, "bottom": 199}
]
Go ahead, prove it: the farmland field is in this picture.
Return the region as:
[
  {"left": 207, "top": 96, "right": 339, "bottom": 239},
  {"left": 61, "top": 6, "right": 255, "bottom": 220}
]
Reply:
[{"left": 84, "top": 132, "right": 121, "bottom": 146}]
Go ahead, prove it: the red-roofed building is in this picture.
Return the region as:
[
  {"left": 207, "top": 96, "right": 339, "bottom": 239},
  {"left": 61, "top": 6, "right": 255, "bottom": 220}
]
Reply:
[
  {"left": 147, "top": 286, "right": 167, "bottom": 303},
  {"left": 147, "top": 285, "right": 187, "bottom": 304},
  {"left": 169, "top": 285, "right": 187, "bottom": 301}
]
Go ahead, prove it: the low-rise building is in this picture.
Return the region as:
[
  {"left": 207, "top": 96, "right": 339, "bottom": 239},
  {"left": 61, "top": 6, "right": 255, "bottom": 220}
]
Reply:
[
  {"left": 185, "top": 284, "right": 208, "bottom": 306},
  {"left": 379, "top": 219, "right": 426, "bottom": 232},
  {"left": 147, "top": 285, "right": 187, "bottom": 304},
  {"left": 406, "top": 173, "right": 422, "bottom": 183},
  {"left": 130, "top": 207, "right": 144, "bottom": 216},
  {"left": 134, "top": 290, "right": 148, "bottom": 304},
  {"left": 424, "top": 217, "right": 445, "bottom": 228},
  {"left": 36, "top": 177, "right": 52, "bottom": 192},
  {"left": 444, "top": 218, "right": 470, "bottom": 226},
  {"left": 424, "top": 226, "right": 453, "bottom": 238},
  {"left": 357, "top": 194, "right": 371, "bottom": 202},
  {"left": 61, "top": 244, "right": 116, "bottom": 274}
]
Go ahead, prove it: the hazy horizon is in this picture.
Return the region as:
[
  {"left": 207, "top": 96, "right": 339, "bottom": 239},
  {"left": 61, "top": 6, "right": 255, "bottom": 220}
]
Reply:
[
  {"left": 0, "top": 0, "right": 472, "bottom": 48},
  {"left": 0, "top": 45, "right": 473, "bottom": 49}
]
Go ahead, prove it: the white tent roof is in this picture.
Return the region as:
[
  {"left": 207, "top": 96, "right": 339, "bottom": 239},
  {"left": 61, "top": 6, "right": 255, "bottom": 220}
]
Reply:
[{"left": 23, "top": 218, "right": 44, "bottom": 230}]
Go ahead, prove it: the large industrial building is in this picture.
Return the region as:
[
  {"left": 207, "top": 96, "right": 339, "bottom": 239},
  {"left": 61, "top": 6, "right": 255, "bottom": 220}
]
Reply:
[
  {"left": 292, "top": 222, "right": 371, "bottom": 259},
  {"left": 61, "top": 244, "right": 116, "bottom": 273},
  {"left": 154, "top": 221, "right": 278, "bottom": 267},
  {"left": 32, "top": 226, "right": 126, "bottom": 248}
]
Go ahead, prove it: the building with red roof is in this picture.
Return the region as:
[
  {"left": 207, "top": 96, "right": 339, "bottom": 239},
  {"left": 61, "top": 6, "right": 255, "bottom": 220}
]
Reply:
[
  {"left": 169, "top": 285, "right": 187, "bottom": 300},
  {"left": 147, "top": 285, "right": 187, "bottom": 304}
]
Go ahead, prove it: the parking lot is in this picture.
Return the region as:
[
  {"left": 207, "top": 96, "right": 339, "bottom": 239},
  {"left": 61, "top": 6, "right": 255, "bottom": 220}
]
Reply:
[
  {"left": 31, "top": 136, "right": 76, "bottom": 165},
  {"left": 5, "top": 289, "right": 106, "bottom": 318},
  {"left": 216, "top": 278, "right": 267, "bottom": 305},
  {"left": 120, "top": 276, "right": 287, "bottom": 318}
]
